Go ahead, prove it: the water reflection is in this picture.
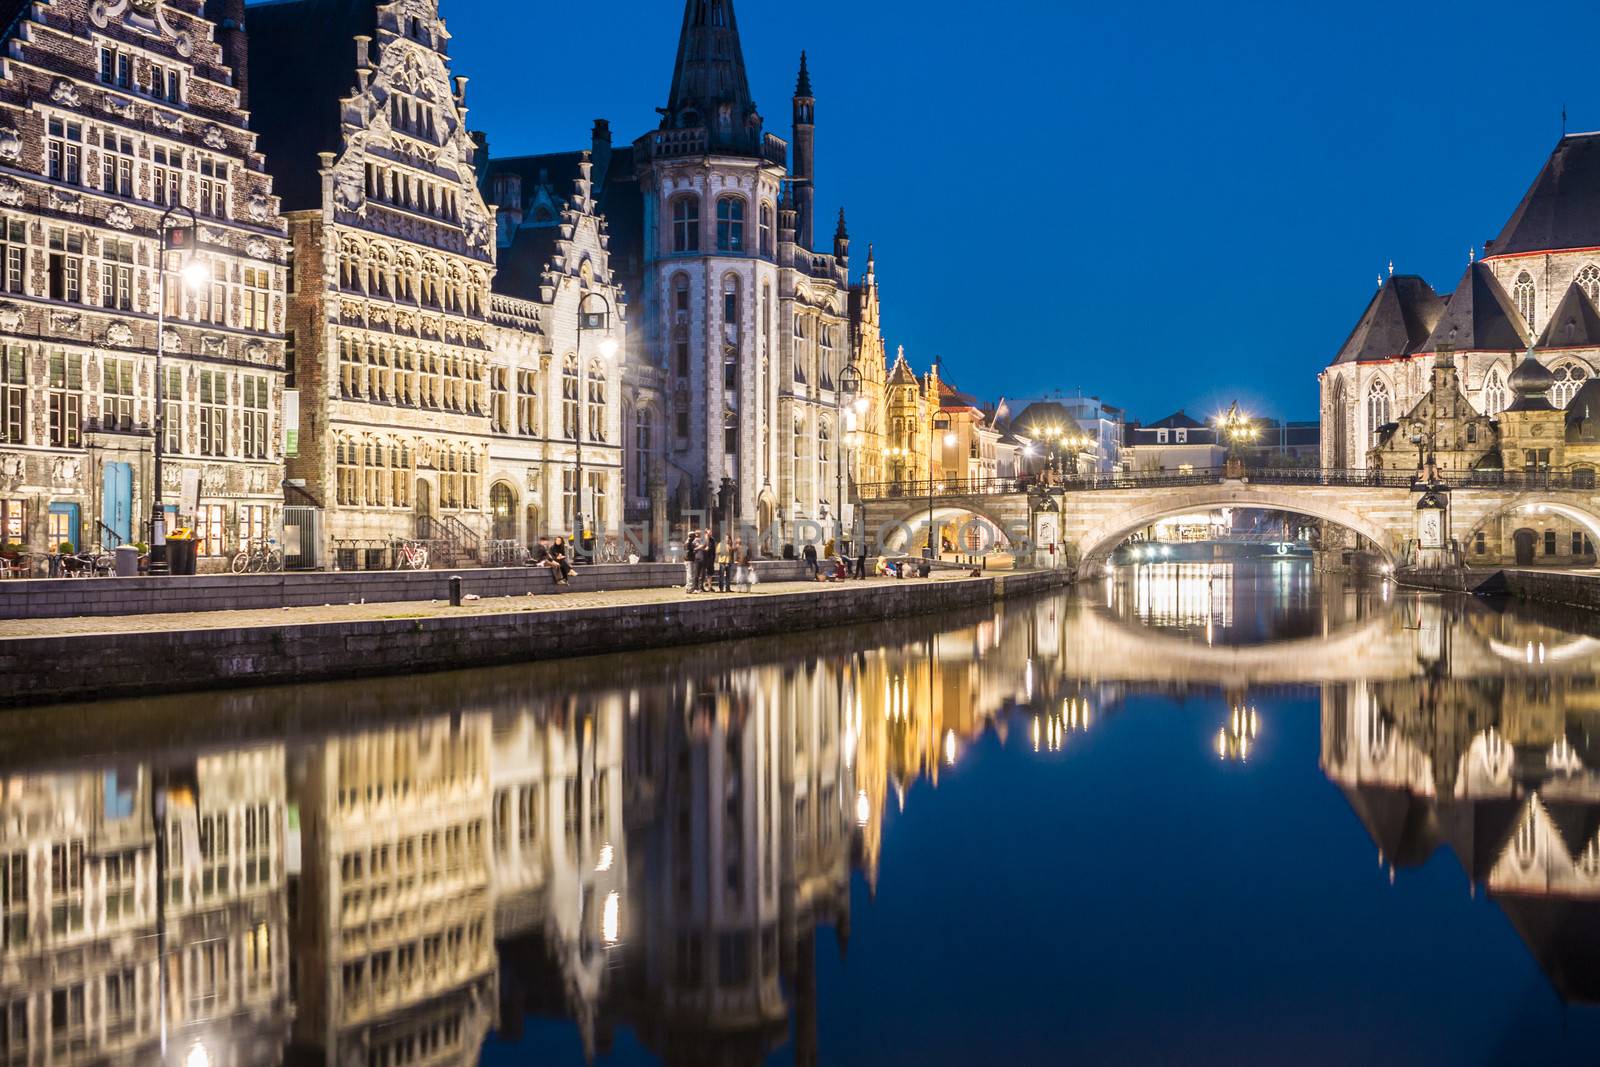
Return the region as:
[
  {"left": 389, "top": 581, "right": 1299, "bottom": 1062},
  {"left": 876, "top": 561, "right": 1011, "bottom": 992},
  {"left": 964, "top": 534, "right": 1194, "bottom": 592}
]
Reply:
[{"left": 4, "top": 563, "right": 1600, "bottom": 1062}]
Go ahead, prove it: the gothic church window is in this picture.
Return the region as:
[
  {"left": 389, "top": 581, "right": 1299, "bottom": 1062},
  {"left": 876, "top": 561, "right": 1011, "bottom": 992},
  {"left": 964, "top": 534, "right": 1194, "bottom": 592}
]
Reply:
[
  {"left": 634, "top": 407, "right": 655, "bottom": 495},
  {"left": 587, "top": 361, "right": 607, "bottom": 443},
  {"left": 561, "top": 355, "right": 579, "bottom": 439},
  {"left": 1482, "top": 369, "right": 1507, "bottom": 415},
  {"left": 1514, "top": 272, "right": 1536, "bottom": 331},
  {"left": 1553, "top": 363, "right": 1589, "bottom": 408},
  {"left": 717, "top": 197, "right": 745, "bottom": 253},
  {"left": 1365, "top": 380, "right": 1391, "bottom": 443},
  {"left": 1579, "top": 264, "right": 1600, "bottom": 306},
  {"left": 672, "top": 197, "right": 700, "bottom": 254},
  {"left": 760, "top": 203, "right": 773, "bottom": 257}
]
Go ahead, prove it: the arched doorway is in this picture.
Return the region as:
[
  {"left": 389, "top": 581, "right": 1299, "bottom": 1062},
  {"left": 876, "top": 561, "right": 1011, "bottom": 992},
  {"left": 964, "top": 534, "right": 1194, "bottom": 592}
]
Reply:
[
  {"left": 489, "top": 482, "right": 517, "bottom": 542},
  {"left": 525, "top": 503, "right": 541, "bottom": 547},
  {"left": 1513, "top": 528, "right": 1537, "bottom": 566}
]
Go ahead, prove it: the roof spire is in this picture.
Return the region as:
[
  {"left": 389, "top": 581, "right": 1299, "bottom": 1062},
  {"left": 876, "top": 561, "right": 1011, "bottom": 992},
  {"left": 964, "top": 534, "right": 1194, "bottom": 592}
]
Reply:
[
  {"left": 835, "top": 207, "right": 848, "bottom": 240},
  {"left": 796, "top": 50, "right": 812, "bottom": 97},
  {"left": 662, "top": 0, "right": 762, "bottom": 153}
]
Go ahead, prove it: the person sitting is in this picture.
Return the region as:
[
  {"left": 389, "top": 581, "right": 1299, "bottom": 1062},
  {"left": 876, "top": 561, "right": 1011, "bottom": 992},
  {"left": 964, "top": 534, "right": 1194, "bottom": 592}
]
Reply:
[
  {"left": 549, "top": 537, "right": 572, "bottom": 587},
  {"left": 832, "top": 557, "right": 849, "bottom": 581}
]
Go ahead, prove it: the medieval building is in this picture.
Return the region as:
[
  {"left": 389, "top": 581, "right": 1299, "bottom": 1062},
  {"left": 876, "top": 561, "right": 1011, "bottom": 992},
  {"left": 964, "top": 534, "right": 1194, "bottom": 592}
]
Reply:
[
  {"left": 0, "top": 0, "right": 288, "bottom": 566},
  {"left": 1322, "top": 134, "right": 1600, "bottom": 474}
]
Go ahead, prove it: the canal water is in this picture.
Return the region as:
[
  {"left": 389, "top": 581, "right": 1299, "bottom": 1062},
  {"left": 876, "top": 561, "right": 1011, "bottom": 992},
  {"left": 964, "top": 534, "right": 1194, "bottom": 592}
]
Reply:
[{"left": 3, "top": 560, "right": 1600, "bottom": 1065}]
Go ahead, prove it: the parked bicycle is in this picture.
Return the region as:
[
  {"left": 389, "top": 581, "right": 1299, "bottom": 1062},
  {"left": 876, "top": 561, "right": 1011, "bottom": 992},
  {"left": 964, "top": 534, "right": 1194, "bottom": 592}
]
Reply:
[
  {"left": 230, "top": 539, "right": 284, "bottom": 574},
  {"left": 392, "top": 539, "right": 430, "bottom": 571}
]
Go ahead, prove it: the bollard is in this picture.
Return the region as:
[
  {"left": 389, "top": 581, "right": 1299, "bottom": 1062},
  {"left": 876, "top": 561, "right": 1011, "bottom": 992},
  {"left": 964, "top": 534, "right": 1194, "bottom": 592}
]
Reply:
[{"left": 449, "top": 575, "right": 463, "bottom": 607}]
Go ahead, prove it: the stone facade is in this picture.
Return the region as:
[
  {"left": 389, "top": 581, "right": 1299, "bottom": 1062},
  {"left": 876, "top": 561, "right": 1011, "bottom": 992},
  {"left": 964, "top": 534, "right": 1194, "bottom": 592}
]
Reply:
[{"left": 0, "top": 0, "right": 288, "bottom": 567}]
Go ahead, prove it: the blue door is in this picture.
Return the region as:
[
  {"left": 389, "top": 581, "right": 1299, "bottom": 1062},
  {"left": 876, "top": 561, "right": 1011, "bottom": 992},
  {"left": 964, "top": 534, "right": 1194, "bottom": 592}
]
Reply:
[
  {"left": 48, "top": 503, "right": 80, "bottom": 552},
  {"left": 101, "top": 462, "right": 131, "bottom": 548}
]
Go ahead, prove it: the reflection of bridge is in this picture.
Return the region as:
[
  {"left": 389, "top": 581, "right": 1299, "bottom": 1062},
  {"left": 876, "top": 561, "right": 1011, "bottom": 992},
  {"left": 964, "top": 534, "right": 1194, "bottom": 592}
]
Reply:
[{"left": 858, "top": 468, "right": 1600, "bottom": 565}]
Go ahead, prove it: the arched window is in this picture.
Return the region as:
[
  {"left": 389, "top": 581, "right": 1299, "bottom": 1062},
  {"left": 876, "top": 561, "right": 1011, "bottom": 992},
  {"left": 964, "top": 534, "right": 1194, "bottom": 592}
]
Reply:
[
  {"left": 1482, "top": 368, "right": 1507, "bottom": 415},
  {"left": 1366, "top": 380, "right": 1391, "bottom": 443},
  {"left": 672, "top": 196, "right": 700, "bottom": 254},
  {"left": 716, "top": 197, "right": 745, "bottom": 253},
  {"left": 1328, "top": 377, "right": 1348, "bottom": 467},
  {"left": 1553, "top": 363, "right": 1589, "bottom": 408},
  {"left": 587, "top": 360, "right": 607, "bottom": 443},
  {"left": 490, "top": 482, "right": 517, "bottom": 541},
  {"left": 1579, "top": 264, "right": 1600, "bottom": 307},
  {"left": 724, "top": 409, "right": 739, "bottom": 457},
  {"left": 791, "top": 413, "right": 807, "bottom": 505},
  {"left": 722, "top": 275, "right": 742, "bottom": 394},
  {"left": 561, "top": 354, "right": 579, "bottom": 439},
  {"left": 1514, "top": 271, "right": 1537, "bottom": 331},
  {"left": 633, "top": 407, "right": 655, "bottom": 496},
  {"left": 759, "top": 201, "right": 774, "bottom": 257},
  {"left": 818, "top": 419, "right": 832, "bottom": 506}
]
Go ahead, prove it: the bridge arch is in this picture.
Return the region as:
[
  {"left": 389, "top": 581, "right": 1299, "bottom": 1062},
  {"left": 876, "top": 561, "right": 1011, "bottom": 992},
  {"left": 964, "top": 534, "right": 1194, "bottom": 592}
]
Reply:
[
  {"left": 1456, "top": 494, "right": 1600, "bottom": 556},
  {"left": 874, "top": 502, "right": 1023, "bottom": 555},
  {"left": 1069, "top": 484, "right": 1403, "bottom": 565}
]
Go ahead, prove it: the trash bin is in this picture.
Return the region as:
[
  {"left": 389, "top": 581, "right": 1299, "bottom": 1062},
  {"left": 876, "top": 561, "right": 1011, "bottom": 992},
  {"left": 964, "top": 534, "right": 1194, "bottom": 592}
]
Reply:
[
  {"left": 114, "top": 544, "right": 139, "bottom": 578},
  {"left": 165, "top": 536, "right": 198, "bottom": 576}
]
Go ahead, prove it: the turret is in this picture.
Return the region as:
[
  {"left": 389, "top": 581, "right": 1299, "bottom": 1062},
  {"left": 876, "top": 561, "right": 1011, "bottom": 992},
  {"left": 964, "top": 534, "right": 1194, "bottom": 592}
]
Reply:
[
  {"left": 206, "top": 0, "right": 249, "bottom": 109},
  {"left": 833, "top": 207, "right": 849, "bottom": 265},
  {"left": 793, "top": 51, "right": 816, "bottom": 249},
  {"left": 661, "top": 0, "right": 763, "bottom": 155}
]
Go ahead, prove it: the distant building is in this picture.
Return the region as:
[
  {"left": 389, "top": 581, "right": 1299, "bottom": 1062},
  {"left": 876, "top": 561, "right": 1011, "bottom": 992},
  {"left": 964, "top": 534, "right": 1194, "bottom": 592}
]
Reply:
[{"left": 1121, "top": 411, "right": 1225, "bottom": 474}]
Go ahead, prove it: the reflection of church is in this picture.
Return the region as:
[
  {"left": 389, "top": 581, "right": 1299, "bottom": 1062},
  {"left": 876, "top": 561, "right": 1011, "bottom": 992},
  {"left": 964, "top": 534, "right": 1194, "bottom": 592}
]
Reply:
[{"left": 1322, "top": 598, "right": 1600, "bottom": 1000}]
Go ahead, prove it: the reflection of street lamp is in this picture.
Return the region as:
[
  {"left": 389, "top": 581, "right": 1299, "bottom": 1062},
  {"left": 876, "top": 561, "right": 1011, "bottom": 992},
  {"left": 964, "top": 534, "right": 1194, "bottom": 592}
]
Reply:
[
  {"left": 185, "top": 1043, "right": 211, "bottom": 1067},
  {"left": 575, "top": 292, "right": 618, "bottom": 551},
  {"left": 1216, "top": 701, "right": 1259, "bottom": 762}
]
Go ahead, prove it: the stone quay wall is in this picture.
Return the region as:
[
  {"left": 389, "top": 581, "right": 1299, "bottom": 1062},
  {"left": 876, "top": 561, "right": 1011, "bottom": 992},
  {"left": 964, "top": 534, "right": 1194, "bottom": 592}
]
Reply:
[
  {"left": 0, "top": 570, "right": 1069, "bottom": 708},
  {"left": 0, "top": 561, "right": 812, "bottom": 620}
]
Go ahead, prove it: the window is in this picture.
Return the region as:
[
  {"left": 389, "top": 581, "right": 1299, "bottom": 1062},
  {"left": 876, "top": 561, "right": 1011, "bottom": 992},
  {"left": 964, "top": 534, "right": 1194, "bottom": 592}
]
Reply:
[
  {"left": 1366, "top": 380, "right": 1392, "bottom": 441},
  {"left": 1579, "top": 264, "right": 1600, "bottom": 307},
  {"left": 0, "top": 499, "right": 22, "bottom": 543},
  {"left": 101, "top": 238, "right": 133, "bottom": 310},
  {"left": 101, "top": 357, "right": 134, "bottom": 432},
  {"left": 50, "top": 843, "right": 84, "bottom": 935},
  {"left": 1553, "top": 363, "right": 1588, "bottom": 408},
  {"left": 561, "top": 355, "right": 579, "bottom": 439},
  {"left": 1175, "top": 428, "right": 1188, "bottom": 443},
  {"left": 561, "top": 467, "right": 577, "bottom": 532},
  {"left": 198, "top": 369, "right": 227, "bottom": 456},
  {"left": 1475, "top": 530, "right": 1486, "bottom": 555},
  {"left": 725, "top": 409, "right": 739, "bottom": 456},
  {"left": 242, "top": 267, "right": 270, "bottom": 332},
  {"left": 759, "top": 201, "right": 773, "bottom": 256},
  {"left": 1, "top": 851, "right": 26, "bottom": 947},
  {"left": 1156, "top": 429, "right": 1169, "bottom": 444},
  {"left": 150, "top": 62, "right": 182, "bottom": 102},
  {"left": 200, "top": 259, "right": 227, "bottom": 325},
  {"left": 1481, "top": 368, "right": 1507, "bottom": 415},
  {"left": 716, "top": 197, "right": 745, "bottom": 252},
  {"left": 47, "top": 119, "right": 82, "bottom": 184},
  {"left": 1545, "top": 529, "right": 1558, "bottom": 556},
  {"left": 162, "top": 364, "right": 183, "bottom": 454},
  {"left": 672, "top": 196, "right": 700, "bottom": 253},
  {"left": 1524, "top": 448, "right": 1552, "bottom": 475},
  {"left": 48, "top": 352, "right": 82, "bottom": 447},
  {"left": 1514, "top": 271, "right": 1536, "bottom": 330},
  {"left": 198, "top": 157, "right": 229, "bottom": 218},
  {"left": 1575, "top": 530, "right": 1592, "bottom": 556},
  {"left": 1576, "top": 468, "right": 1597, "bottom": 489},
  {"left": 0, "top": 217, "right": 23, "bottom": 295},
  {"left": 101, "top": 134, "right": 134, "bottom": 197},
  {"left": 47, "top": 228, "right": 83, "bottom": 303},
  {"left": 198, "top": 504, "right": 227, "bottom": 556},
  {"left": 1467, "top": 423, "right": 1477, "bottom": 444},
  {"left": 99, "top": 46, "right": 131, "bottom": 88},
  {"left": 0, "top": 346, "right": 23, "bottom": 445},
  {"left": 153, "top": 145, "right": 182, "bottom": 207},
  {"left": 587, "top": 361, "right": 606, "bottom": 442},
  {"left": 517, "top": 369, "right": 537, "bottom": 435},
  {"left": 242, "top": 375, "right": 268, "bottom": 459},
  {"left": 634, "top": 407, "right": 654, "bottom": 494}
]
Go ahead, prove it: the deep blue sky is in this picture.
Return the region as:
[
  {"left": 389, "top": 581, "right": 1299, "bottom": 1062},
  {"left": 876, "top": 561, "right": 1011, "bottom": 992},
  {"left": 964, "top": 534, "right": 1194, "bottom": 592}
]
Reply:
[{"left": 423, "top": 0, "right": 1600, "bottom": 420}]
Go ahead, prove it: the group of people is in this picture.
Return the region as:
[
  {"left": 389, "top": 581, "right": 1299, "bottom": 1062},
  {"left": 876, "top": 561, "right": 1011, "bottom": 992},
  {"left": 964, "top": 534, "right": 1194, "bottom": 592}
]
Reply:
[
  {"left": 529, "top": 536, "right": 574, "bottom": 588},
  {"left": 803, "top": 541, "right": 874, "bottom": 581},
  {"left": 685, "top": 529, "right": 757, "bottom": 594}
]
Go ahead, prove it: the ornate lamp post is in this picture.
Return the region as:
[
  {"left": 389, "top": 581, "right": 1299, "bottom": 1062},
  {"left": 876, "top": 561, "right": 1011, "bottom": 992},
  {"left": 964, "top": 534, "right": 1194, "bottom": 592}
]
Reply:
[
  {"left": 1218, "top": 402, "right": 1259, "bottom": 479},
  {"left": 838, "top": 363, "right": 863, "bottom": 547},
  {"left": 149, "top": 206, "right": 205, "bottom": 573},
  {"left": 575, "top": 292, "right": 619, "bottom": 555},
  {"left": 928, "top": 413, "right": 954, "bottom": 558},
  {"left": 885, "top": 445, "right": 907, "bottom": 495}
]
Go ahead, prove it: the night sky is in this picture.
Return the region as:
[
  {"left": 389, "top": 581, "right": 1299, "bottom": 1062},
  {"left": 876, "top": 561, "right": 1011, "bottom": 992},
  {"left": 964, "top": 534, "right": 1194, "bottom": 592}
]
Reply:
[{"left": 321, "top": 0, "right": 1600, "bottom": 420}]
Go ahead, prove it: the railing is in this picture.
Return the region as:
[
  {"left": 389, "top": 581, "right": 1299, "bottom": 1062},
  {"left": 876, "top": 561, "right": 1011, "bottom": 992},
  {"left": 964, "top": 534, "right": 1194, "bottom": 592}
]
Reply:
[
  {"left": 857, "top": 465, "right": 1600, "bottom": 502},
  {"left": 97, "top": 521, "right": 125, "bottom": 550},
  {"left": 416, "top": 514, "right": 481, "bottom": 564}
]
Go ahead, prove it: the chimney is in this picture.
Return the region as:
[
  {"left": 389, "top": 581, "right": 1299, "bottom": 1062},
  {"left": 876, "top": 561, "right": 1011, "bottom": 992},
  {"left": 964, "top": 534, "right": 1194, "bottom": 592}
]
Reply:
[
  {"left": 591, "top": 119, "right": 613, "bottom": 188},
  {"left": 207, "top": 0, "right": 249, "bottom": 109}
]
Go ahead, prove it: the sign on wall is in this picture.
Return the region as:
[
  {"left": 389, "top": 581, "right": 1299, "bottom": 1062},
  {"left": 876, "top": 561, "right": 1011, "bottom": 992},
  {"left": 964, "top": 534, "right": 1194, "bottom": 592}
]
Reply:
[{"left": 283, "top": 389, "right": 300, "bottom": 457}]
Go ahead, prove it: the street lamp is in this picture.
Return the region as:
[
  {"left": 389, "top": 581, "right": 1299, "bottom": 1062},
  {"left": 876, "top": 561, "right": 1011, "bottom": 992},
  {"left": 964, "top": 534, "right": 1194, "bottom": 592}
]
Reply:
[
  {"left": 575, "top": 291, "right": 618, "bottom": 556},
  {"left": 929, "top": 413, "right": 954, "bottom": 558},
  {"left": 1217, "top": 401, "right": 1259, "bottom": 478},
  {"left": 885, "top": 445, "right": 907, "bottom": 495},
  {"left": 149, "top": 206, "right": 204, "bottom": 573}
]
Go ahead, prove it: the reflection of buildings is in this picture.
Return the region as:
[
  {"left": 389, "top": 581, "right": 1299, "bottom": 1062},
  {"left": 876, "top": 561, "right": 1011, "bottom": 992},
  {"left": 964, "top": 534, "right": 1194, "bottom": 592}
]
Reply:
[
  {"left": 287, "top": 720, "right": 496, "bottom": 1066},
  {"left": 0, "top": 748, "right": 291, "bottom": 1067},
  {"left": 1322, "top": 602, "right": 1600, "bottom": 1001}
]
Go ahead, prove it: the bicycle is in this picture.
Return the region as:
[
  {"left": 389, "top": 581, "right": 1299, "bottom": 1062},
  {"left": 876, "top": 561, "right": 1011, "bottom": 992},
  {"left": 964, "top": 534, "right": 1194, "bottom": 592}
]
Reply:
[
  {"left": 393, "top": 539, "right": 430, "bottom": 571},
  {"left": 230, "top": 540, "right": 284, "bottom": 574}
]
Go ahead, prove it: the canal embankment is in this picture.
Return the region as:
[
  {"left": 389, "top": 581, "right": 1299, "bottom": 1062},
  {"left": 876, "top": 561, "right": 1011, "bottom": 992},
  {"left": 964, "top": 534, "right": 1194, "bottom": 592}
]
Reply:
[
  {"left": 0, "top": 568, "right": 1070, "bottom": 708},
  {"left": 1397, "top": 566, "right": 1600, "bottom": 611}
]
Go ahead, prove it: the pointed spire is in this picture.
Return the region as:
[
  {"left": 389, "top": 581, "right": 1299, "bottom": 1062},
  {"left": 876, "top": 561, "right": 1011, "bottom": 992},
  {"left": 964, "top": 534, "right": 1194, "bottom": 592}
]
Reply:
[
  {"left": 796, "top": 50, "right": 813, "bottom": 98},
  {"left": 835, "top": 207, "right": 848, "bottom": 241},
  {"left": 663, "top": 0, "right": 762, "bottom": 153}
]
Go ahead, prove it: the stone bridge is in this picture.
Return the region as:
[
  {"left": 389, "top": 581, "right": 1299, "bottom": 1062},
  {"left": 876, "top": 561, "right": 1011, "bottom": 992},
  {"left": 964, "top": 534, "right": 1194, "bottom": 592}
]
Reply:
[{"left": 858, "top": 470, "right": 1600, "bottom": 567}]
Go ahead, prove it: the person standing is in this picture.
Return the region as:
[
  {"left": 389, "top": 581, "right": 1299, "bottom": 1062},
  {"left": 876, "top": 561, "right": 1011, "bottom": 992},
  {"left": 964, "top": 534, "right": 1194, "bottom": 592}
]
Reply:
[
  {"left": 684, "top": 530, "right": 700, "bottom": 594},
  {"left": 734, "top": 537, "right": 754, "bottom": 593},
  {"left": 855, "top": 540, "right": 868, "bottom": 580},
  {"left": 802, "top": 541, "right": 819, "bottom": 580},
  {"left": 695, "top": 528, "right": 715, "bottom": 592},
  {"left": 716, "top": 537, "right": 732, "bottom": 593}
]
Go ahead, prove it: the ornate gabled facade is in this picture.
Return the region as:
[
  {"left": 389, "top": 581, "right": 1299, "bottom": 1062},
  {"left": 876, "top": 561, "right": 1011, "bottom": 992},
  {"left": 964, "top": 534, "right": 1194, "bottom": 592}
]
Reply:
[
  {"left": 479, "top": 145, "right": 628, "bottom": 546},
  {"left": 251, "top": 0, "right": 500, "bottom": 568},
  {"left": 0, "top": 0, "right": 289, "bottom": 567},
  {"left": 1323, "top": 134, "right": 1600, "bottom": 473}
]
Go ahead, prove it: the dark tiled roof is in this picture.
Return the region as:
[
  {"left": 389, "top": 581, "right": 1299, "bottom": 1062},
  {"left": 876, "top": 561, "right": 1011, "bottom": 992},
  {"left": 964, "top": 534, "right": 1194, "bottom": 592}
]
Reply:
[
  {"left": 248, "top": 0, "right": 375, "bottom": 211},
  {"left": 493, "top": 226, "right": 559, "bottom": 302},
  {"left": 1421, "top": 262, "right": 1530, "bottom": 353},
  {"left": 662, "top": 0, "right": 764, "bottom": 155},
  {"left": 1538, "top": 282, "right": 1600, "bottom": 348},
  {"left": 1339, "top": 785, "right": 1439, "bottom": 868},
  {"left": 1145, "top": 410, "right": 1207, "bottom": 430},
  {"left": 1331, "top": 275, "right": 1446, "bottom": 365},
  {"left": 1566, "top": 377, "right": 1600, "bottom": 441},
  {"left": 486, "top": 151, "right": 585, "bottom": 217},
  {"left": 1489, "top": 134, "right": 1600, "bottom": 257},
  {"left": 1498, "top": 892, "right": 1600, "bottom": 1003}
]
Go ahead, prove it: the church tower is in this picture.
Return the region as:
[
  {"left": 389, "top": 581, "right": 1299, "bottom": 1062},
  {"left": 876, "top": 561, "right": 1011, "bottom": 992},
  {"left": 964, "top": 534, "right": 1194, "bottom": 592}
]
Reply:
[
  {"left": 638, "top": 0, "right": 789, "bottom": 531},
  {"left": 793, "top": 52, "right": 816, "bottom": 251}
]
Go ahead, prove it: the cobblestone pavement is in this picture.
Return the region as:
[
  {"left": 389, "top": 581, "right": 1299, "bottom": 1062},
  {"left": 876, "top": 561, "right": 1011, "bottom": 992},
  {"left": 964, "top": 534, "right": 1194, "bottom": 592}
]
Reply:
[{"left": 0, "top": 574, "right": 980, "bottom": 640}]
